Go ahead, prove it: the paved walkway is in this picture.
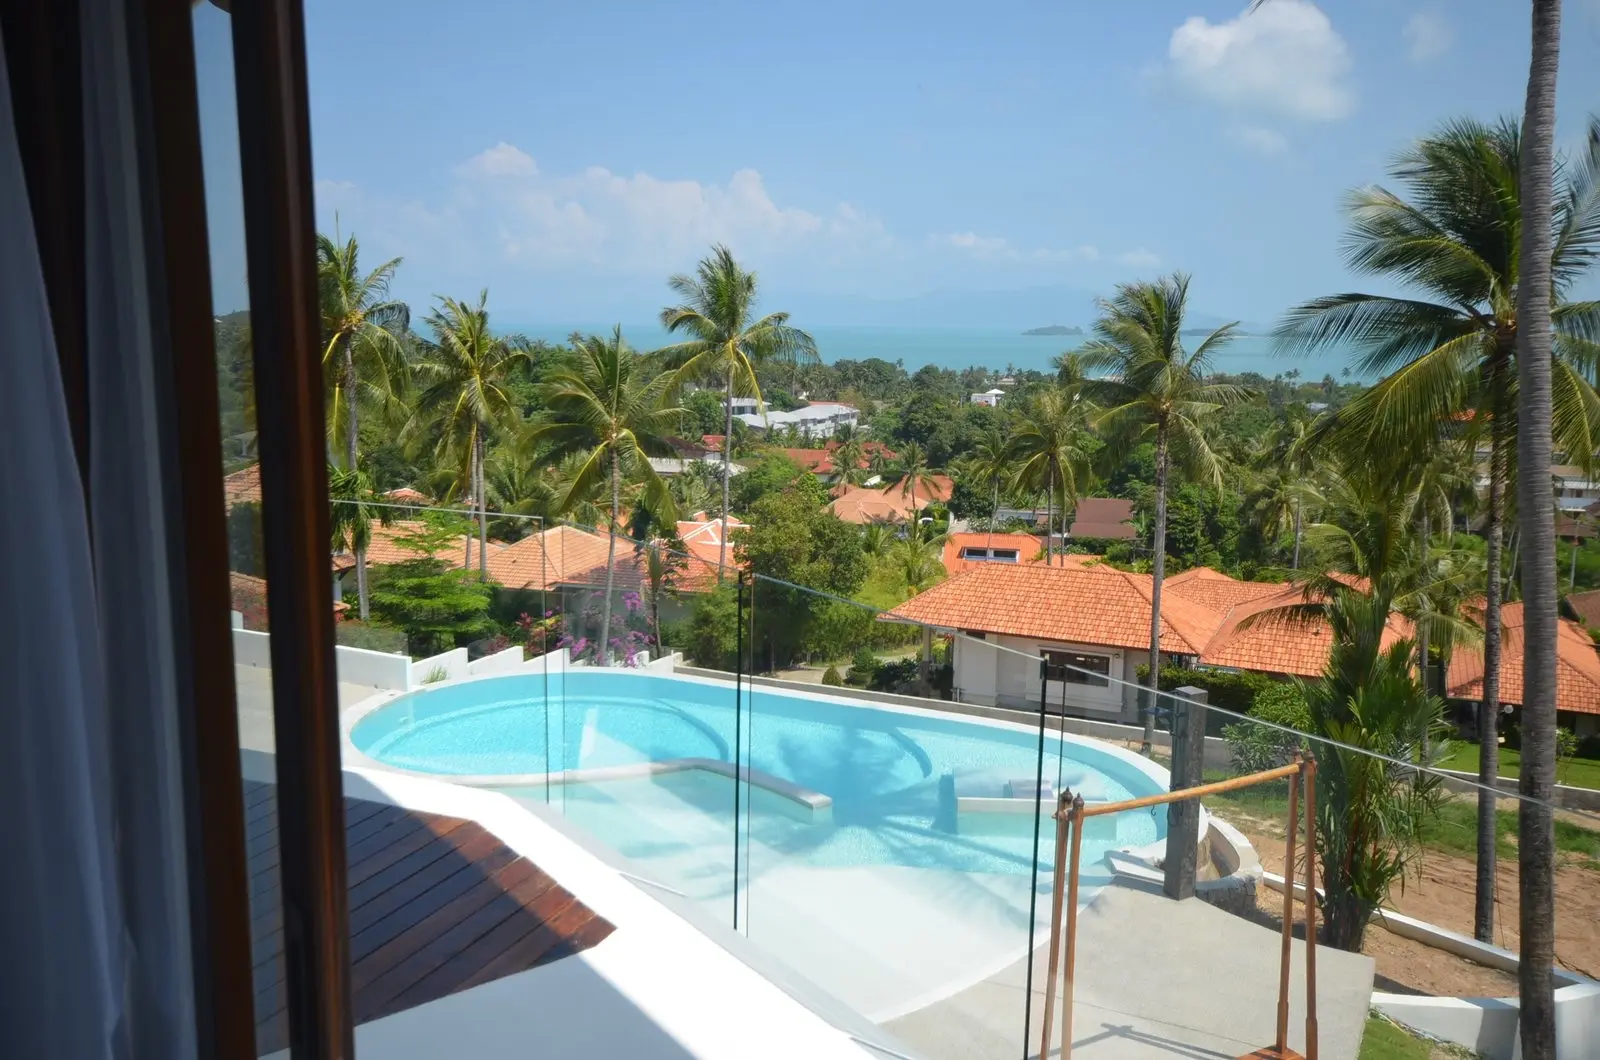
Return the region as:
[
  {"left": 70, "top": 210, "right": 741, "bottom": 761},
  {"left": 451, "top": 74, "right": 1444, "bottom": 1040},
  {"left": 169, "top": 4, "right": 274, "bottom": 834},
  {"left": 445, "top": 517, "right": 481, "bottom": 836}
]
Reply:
[
  {"left": 235, "top": 663, "right": 383, "bottom": 753},
  {"left": 886, "top": 881, "right": 1375, "bottom": 1060}
]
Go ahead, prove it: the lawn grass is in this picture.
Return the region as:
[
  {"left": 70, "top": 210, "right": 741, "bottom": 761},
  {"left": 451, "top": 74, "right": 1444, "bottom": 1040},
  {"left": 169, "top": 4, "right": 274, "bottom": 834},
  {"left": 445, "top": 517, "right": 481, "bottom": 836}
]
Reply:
[
  {"left": 1434, "top": 742, "right": 1600, "bottom": 791},
  {"left": 1357, "top": 1015, "right": 1434, "bottom": 1060},
  {"left": 1198, "top": 770, "right": 1600, "bottom": 867}
]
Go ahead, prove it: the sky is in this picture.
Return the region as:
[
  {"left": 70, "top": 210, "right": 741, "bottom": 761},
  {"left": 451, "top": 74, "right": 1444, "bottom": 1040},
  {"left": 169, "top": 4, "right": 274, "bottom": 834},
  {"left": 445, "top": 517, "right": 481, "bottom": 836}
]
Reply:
[{"left": 196, "top": 1, "right": 1600, "bottom": 328}]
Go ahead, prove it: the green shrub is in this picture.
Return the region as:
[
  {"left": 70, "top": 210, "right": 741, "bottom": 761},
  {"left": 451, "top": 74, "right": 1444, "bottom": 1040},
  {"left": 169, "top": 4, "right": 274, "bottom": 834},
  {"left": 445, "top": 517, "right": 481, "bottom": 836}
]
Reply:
[
  {"left": 821, "top": 665, "right": 844, "bottom": 686},
  {"left": 1223, "top": 681, "right": 1312, "bottom": 775},
  {"left": 845, "top": 646, "right": 880, "bottom": 686},
  {"left": 334, "top": 620, "right": 408, "bottom": 654}
]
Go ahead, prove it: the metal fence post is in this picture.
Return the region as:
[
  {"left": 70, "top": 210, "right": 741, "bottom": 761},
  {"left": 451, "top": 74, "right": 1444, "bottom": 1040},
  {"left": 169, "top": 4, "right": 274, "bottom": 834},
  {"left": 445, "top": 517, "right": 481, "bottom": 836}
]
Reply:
[{"left": 1163, "top": 685, "right": 1209, "bottom": 900}]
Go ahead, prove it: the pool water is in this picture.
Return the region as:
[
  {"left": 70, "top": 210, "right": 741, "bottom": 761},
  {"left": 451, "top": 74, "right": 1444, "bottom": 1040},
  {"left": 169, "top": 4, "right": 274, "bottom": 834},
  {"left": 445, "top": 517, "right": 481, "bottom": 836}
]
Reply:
[{"left": 350, "top": 669, "right": 1168, "bottom": 1018}]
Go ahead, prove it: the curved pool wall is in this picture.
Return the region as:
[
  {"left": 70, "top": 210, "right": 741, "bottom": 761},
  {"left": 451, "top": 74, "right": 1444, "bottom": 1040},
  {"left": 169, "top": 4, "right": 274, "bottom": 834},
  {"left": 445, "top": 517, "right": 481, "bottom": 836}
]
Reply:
[
  {"left": 346, "top": 668, "right": 1177, "bottom": 1020},
  {"left": 350, "top": 668, "right": 1171, "bottom": 868}
]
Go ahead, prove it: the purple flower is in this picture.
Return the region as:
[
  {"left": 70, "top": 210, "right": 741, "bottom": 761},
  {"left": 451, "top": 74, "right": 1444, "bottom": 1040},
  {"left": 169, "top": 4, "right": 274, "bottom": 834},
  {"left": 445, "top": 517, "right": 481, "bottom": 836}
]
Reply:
[{"left": 623, "top": 591, "right": 642, "bottom": 613}]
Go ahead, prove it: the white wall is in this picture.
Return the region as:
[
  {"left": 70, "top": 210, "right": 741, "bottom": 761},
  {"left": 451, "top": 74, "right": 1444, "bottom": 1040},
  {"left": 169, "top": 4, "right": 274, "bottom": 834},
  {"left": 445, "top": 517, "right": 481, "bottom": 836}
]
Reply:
[
  {"left": 987, "top": 635, "right": 1130, "bottom": 719},
  {"left": 467, "top": 645, "right": 525, "bottom": 677},
  {"left": 232, "top": 627, "right": 272, "bottom": 667},
  {"left": 410, "top": 647, "right": 468, "bottom": 686},
  {"left": 336, "top": 645, "right": 411, "bottom": 690}
]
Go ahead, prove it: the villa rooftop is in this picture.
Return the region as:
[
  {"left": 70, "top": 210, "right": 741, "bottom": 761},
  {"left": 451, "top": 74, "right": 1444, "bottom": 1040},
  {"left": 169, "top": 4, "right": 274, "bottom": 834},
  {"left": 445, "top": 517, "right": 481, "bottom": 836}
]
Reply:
[{"left": 1447, "top": 601, "right": 1600, "bottom": 715}]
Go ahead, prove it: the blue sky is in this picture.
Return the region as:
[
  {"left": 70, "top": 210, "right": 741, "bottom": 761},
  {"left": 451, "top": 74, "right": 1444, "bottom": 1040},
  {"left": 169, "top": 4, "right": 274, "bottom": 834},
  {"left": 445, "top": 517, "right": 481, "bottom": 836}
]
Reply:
[{"left": 198, "top": 1, "right": 1600, "bottom": 327}]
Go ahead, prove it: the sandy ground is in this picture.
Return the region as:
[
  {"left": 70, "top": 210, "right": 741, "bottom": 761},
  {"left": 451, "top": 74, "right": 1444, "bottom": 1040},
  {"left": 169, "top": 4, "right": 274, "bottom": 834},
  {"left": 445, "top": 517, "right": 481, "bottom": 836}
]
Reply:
[{"left": 1227, "top": 809, "right": 1599, "bottom": 998}]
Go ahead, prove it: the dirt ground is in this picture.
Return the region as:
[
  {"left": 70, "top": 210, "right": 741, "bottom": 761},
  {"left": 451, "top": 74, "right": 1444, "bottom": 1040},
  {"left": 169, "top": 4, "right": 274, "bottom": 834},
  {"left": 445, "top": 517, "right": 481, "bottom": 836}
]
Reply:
[{"left": 1227, "top": 806, "right": 1599, "bottom": 998}]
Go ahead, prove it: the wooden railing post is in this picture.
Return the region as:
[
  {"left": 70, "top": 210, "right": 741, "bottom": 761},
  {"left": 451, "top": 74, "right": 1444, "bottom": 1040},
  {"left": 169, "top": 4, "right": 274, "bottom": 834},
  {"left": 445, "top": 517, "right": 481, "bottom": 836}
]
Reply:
[{"left": 1038, "top": 790, "right": 1072, "bottom": 1060}]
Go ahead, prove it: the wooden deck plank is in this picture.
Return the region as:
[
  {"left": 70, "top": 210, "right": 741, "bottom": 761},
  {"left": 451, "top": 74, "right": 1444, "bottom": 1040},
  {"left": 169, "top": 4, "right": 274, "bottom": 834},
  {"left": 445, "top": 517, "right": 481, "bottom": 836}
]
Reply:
[{"left": 245, "top": 786, "right": 614, "bottom": 1046}]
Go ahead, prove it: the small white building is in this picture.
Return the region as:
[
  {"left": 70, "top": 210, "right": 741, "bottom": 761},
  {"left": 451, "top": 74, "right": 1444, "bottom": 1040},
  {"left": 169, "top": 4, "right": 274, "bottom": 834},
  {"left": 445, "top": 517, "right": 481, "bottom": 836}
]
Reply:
[
  {"left": 970, "top": 388, "right": 1005, "bottom": 407},
  {"left": 735, "top": 402, "right": 860, "bottom": 440}
]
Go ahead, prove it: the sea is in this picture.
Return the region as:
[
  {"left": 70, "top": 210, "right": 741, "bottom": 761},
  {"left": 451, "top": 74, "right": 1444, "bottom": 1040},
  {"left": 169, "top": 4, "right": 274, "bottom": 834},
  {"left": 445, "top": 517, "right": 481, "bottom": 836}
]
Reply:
[{"left": 507, "top": 323, "right": 1367, "bottom": 382}]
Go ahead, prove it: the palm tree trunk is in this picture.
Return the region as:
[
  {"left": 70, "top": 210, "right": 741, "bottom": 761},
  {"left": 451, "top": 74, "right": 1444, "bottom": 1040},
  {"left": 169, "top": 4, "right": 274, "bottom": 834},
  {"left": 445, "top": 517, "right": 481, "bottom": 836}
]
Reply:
[
  {"left": 356, "top": 543, "right": 370, "bottom": 621},
  {"left": 1515, "top": 1, "right": 1562, "bottom": 1048},
  {"left": 1418, "top": 511, "right": 1431, "bottom": 700},
  {"left": 599, "top": 451, "right": 620, "bottom": 666},
  {"left": 719, "top": 361, "right": 734, "bottom": 576},
  {"left": 476, "top": 431, "right": 489, "bottom": 579},
  {"left": 1045, "top": 477, "right": 1055, "bottom": 567},
  {"left": 1291, "top": 499, "right": 1303, "bottom": 571},
  {"left": 1476, "top": 427, "right": 1506, "bottom": 942},
  {"left": 1144, "top": 425, "right": 1169, "bottom": 756},
  {"left": 343, "top": 344, "right": 360, "bottom": 470}
]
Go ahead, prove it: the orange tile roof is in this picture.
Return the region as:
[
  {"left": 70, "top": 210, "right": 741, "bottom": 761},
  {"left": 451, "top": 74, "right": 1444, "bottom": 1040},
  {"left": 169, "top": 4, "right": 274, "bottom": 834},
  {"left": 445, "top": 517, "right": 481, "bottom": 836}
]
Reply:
[
  {"left": 829, "top": 477, "right": 955, "bottom": 524},
  {"left": 482, "top": 525, "right": 611, "bottom": 591},
  {"left": 223, "top": 464, "right": 262, "bottom": 508},
  {"left": 331, "top": 520, "right": 475, "bottom": 572},
  {"left": 942, "top": 532, "right": 1046, "bottom": 573},
  {"left": 1165, "top": 567, "right": 1286, "bottom": 614},
  {"left": 1566, "top": 589, "right": 1600, "bottom": 628},
  {"left": 384, "top": 487, "right": 430, "bottom": 503},
  {"left": 1447, "top": 602, "right": 1600, "bottom": 715},
  {"left": 886, "top": 563, "right": 1219, "bottom": 655},
  {"left": 1195, "top": 583, "right": 1412, "bottom": 678},
  {"left": 1069, "top": 497, "right": 1136, "bottom": 540}
]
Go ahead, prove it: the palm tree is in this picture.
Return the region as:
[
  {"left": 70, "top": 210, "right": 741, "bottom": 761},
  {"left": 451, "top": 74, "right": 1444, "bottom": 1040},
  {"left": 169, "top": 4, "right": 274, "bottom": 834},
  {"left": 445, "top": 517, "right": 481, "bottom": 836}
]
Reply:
[
  {"left": 411, "top": 291, "right": 531, "bottom": 578},
  {"left": 1008, "top": 388, "right": 1091, "bottom": 566},
  {"left": 961, "top": 424, "right": 1014, "bottom": 534},
  {"left": 1517, "top": 3, "right": 1565, "bottom": 1048},
  {"left": 830, "top": 433, "right": 869, "bottom": 486},
  {"left": 1276, "top": 116, "right": 1600, "bottom": 941},
  {"left": 660, "top": 245, "right": 818, "bottom": 574},
  {"left": 1081, "top": 276, "right": 1252, "bottom": 753},
  {"left": 317, "top": 231, "right": 409, "bottom": 471},
  {"left": 529, "top": 327, "right": 681, "bottom": 663},
  {"left": 890, "top": 525, "right": 947, "bottom": 597},
  {"left": 892, "top": 441, "right": 940, "bottom": 525},
  {"left": 317, "top": 232, "right": 409, "bottom": 606},
  {"left": 328, "top": 464, "right": 392, "bottom": 620}
]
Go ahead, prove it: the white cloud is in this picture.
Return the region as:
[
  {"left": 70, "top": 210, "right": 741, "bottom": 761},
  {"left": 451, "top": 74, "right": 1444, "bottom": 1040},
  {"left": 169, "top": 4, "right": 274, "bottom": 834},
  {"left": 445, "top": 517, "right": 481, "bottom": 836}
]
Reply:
[
  {"left": 1167, "top": 0, "right": 1353, "bottom": 122},
  {"left": 1116, "top": 248, "right": 1162, "bottom": 269},
  {"left": 1231, "top": 125, "right": 1289, "bottom": 155},
  {"left": 458, "top": 142, "right": 539, "bottom": 178},
  {"left": 934, "top": 232, "right": 1102, "bottom": 265},
  {"left": 1403, "top": 11, "right": 1452, "bottom": 63}
]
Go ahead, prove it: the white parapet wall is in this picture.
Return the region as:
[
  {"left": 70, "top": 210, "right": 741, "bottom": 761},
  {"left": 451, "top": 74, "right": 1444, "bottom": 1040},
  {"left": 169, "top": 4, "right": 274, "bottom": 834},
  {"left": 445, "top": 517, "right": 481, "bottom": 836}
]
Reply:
[
  {"left": 336, "top": 644, "right": 412, "bottom": 690},
  {"left": 232, "top": 626, "right": 273, "bottom": 667},
  {"left": 411, "top": 647, "right": 469, "bottom": 686},
  {"left": 467, "top": 645, "right": 525, "bottom": 677}
]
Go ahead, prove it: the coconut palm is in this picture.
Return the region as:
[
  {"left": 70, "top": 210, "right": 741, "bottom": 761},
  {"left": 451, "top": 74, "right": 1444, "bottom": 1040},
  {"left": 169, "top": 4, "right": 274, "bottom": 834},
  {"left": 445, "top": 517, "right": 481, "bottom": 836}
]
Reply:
[
  {"left": 890, "top": 525, "right": 947, "bottom": 597},
  {"left": 317, "top": 231, "right": 409, "bottom": 471},
  {"left": 1276, "top": 115, "right": 1600, "bottom": 941},
  {"left": 411, "top": 291, "right": 531, "bottom": 578},
  {"left": 328, "top": 464, "right": 392, "bottom": 620},
  {"left": 1517, "top": 3, "right": 1566, "bottom": 1046},
  {"left": 659, "top": 245, "right": 818, "bottom": 574},
  {"left": 317, "top": 233, "right": 409, "bottom": 605},
  {"left": 528, "top": 327, "right": 682, "bottom": 663},
  {"left": 1008, "top": 388, "right": 1091, "bottom": 567},
  {"left": 1080, "top": 276, "right": 1253, "bottom": 753},
  {"left": 830, "top": 433, "right": 869, "bottom": 486},
  {"left": 892, "top": 441, "right": 941, "bottom": 525},
  {"left": 961, "top": 424, "right": 1014, "bottom": 532}
]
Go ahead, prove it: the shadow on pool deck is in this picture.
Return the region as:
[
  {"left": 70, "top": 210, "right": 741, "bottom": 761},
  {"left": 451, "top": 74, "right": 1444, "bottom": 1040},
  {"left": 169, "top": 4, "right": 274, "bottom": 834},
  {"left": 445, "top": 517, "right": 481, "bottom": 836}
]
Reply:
[{"left": 884, "top": 879, "right": 1375, "bottom": 1060}]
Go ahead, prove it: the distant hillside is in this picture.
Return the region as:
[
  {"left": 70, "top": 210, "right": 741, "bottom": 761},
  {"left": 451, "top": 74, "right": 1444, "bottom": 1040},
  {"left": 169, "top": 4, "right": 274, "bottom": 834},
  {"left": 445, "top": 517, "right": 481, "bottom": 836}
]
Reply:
[{"left": 1022, "top": 324, "right": 1084, "bottom": 336}]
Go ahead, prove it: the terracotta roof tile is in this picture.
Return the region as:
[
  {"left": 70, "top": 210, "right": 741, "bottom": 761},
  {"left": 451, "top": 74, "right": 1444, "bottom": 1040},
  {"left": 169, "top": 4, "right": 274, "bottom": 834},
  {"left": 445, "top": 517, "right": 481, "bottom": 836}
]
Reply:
[
  {"left": 942, "top": 532, "right": 1045, "bottom": 574},
  {"left": 886, "top": 563, "right": 1220, "bottom": 655},
  {"left": 1195, "top": 584, "right": 1411, "bottom": 678},
  {"left": 1566, "top": 589, "right": 1600, "bottom": 628},
  {"left": 223, "top": 464, "right": 262, "bottom": 508},
  {"left": 1165, "top": 567, "right": 1285, "bottom": 613},
  {"left": 1069, "top": 497, "right": 1136, "bottom": 540},
  {"left": 828, "top": 477, "right": 955, "bottom": 524},
  {"left": 482, "top": 525, "right": 611, "bottom": 591},
  {"left": 331, "top": 520, "right": 473, "bottom": 572},
  {"left": 1447, "top": 602, "right": 1600, "bottom": 715}
]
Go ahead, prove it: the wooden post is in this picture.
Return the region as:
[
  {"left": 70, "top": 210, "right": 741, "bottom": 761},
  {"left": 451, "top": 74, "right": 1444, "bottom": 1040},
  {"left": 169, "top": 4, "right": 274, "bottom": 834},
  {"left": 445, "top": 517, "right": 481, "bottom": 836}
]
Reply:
[
  {"left": 1038, "top": 791, "right": 1073, "bottom": 1060},
  {"left": 1303, "top": 755, "right": 1319, "bottom": 1060},
  {"left": 1163, "top": 685, "right": 1209, "bottom": 900},
  {"left": 1060, "top": 794, "right": 1085, "bottom": 1060},
  {"left": 1275, "top": 763, "right": 1301, "bottom": 1054}
]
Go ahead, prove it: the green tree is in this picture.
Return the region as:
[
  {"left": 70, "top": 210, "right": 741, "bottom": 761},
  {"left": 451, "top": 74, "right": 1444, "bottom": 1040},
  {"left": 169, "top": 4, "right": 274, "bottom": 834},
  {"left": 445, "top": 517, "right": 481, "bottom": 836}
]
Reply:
[
  {"left": 367, "top": 517, "right": 496, "bottom": 655},
  {"left": 328, "top": 464, "right": 392, "bottom": 620},
  {"left": 660, "top": 245, "right": 819, "bottom": 574},
  {"left": 889, "top": 525, "right": 947, "bottom": 595},
  {"left": 830, "top": 425, "right": 869, "bottom": 486},
  {"left": 529, "top": 328, "right": 681, "bottom": 662},
  {"left": 1082, "top": 276, "right": 1251, "bottom": 752},
  {"left": 1276, "top": 116, "right": 1600, "bottom": 941},
  {"left": 891, "top": 441, "right": 941, "bottom": 525},
  {"left": 317, "top": 231, "right": 409, "bottom": 472},
  {"left": 1008, "top": 388, "right": 1091, "bottom": 566},
  {"left": 411, "top": 291, "right": 531, "bottom": 578}
]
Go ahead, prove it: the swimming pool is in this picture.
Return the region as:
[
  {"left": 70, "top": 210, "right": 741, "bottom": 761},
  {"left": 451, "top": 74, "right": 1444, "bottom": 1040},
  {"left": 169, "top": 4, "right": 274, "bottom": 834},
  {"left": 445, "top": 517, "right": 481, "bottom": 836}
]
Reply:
[{"left": 347, "top": 667, "right": 1172, "bottom": 1019}]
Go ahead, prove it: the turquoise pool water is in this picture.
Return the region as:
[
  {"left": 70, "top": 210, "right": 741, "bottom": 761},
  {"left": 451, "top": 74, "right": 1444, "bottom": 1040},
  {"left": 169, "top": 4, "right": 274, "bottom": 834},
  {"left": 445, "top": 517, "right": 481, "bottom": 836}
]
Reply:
[{"left": 351, "top": 669, "right": 1166, "bottom": 877}]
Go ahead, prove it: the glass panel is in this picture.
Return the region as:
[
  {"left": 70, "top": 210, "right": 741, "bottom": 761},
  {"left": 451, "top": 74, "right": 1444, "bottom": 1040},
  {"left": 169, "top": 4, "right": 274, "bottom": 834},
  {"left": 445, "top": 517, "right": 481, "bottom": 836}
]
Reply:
[{"left": 189, "top": 4, "right": 283, "bottom": 1053}]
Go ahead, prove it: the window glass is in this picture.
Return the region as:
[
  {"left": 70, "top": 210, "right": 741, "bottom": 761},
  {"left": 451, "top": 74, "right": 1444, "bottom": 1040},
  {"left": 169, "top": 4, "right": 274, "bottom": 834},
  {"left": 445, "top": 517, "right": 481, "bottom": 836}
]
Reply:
[{"left": 1042, "top": 649, "right": 1112, "bottom": 687}]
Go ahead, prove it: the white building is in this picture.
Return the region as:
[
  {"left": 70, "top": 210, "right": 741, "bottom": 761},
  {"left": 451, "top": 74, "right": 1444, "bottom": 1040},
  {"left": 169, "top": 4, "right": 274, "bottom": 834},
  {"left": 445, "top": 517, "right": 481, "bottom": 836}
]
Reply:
[
  {"left": 735, "top": 402, "right": 860, "bottom": 440},
  {"left": 970, "top": 388, "right": 1005, "bottom": 407}
]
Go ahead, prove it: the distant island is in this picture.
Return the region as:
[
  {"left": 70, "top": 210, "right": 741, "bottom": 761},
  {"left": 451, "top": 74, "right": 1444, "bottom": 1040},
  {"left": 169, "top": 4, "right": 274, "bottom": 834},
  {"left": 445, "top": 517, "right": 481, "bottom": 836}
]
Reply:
[{"left": 1022, "top": 324, "right": 1085, "bottom": 336}]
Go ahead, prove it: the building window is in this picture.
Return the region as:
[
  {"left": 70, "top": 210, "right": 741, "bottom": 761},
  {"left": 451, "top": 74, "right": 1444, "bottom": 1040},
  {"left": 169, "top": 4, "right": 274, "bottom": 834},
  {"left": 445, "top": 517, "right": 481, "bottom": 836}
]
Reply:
[
  {"left": 1042, "top": 649, "right": 1112, "bottom": 687},
  {"left": 960, "top": 547, "right": 1020, "bottom": 563}
]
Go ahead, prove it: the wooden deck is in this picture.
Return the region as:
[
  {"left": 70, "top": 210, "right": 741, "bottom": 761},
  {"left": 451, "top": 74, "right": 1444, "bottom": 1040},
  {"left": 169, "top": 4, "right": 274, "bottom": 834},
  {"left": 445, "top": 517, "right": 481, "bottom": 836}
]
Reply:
[{"left": 245, "top": 781, "right": 614, "bottom": 1055}]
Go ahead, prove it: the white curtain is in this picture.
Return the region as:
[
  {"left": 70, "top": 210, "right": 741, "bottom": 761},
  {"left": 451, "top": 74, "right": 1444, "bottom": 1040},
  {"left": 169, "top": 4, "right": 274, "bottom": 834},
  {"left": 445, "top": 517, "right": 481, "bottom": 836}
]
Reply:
[{"left": 0, "top": 4, "right": 199, "bottom": 1056}]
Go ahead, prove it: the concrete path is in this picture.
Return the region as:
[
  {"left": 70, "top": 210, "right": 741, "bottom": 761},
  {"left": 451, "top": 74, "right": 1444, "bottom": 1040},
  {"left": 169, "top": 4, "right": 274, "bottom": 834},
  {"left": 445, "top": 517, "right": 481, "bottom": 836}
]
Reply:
[{"left": 886, "top": 881, "right": 1374, "bottom": 1060}]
